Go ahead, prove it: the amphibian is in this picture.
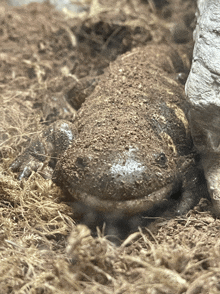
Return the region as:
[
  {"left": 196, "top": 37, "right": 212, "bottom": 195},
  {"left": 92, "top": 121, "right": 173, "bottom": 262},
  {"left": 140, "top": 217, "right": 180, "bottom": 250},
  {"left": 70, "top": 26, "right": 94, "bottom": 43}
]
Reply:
[{"left": 11, "top": 44, "right": 206, "bottom": 220}]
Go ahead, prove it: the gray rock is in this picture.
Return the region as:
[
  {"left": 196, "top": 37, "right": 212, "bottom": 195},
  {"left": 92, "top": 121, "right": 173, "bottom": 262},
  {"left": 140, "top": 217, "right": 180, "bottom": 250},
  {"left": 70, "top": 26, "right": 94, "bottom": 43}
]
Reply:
[{"left": 185, "top": 0, "right": 220, "bottom": 214}]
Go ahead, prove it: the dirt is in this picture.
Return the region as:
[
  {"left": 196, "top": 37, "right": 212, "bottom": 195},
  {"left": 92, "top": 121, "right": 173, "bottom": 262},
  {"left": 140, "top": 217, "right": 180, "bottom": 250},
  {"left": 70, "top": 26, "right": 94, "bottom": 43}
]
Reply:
[{"left": 1, "top": 0, "right": 220, "bottom": 293}]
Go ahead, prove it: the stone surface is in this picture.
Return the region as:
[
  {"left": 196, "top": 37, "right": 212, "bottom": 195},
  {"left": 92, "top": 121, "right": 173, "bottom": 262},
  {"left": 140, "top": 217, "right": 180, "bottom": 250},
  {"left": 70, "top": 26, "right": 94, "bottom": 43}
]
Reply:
[{"left": 185, "top": 0, "right": 220, "bottom": 214}]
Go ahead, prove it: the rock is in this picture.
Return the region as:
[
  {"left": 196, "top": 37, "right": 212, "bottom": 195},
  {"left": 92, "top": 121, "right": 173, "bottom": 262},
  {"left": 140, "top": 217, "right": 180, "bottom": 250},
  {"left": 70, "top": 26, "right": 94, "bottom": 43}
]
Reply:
[{"left": 185, "top": 0, "right": 220, "bottom": 214}]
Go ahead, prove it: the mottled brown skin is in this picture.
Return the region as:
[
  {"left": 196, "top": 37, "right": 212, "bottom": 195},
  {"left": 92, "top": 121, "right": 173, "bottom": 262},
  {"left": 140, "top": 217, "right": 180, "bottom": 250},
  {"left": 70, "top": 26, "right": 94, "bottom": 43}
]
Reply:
[
  {"left": 11, "top": 44, "right": 207, "bottom": 219},
  {"left": 53, "top": 44, "right": 206, "bottom": 216}
]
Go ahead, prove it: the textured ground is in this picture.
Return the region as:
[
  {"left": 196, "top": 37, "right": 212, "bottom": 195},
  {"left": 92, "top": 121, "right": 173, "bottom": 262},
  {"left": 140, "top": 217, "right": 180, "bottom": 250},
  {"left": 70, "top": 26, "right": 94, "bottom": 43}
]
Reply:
[{"left": 1, "top": 1, "right": 220, "bottom": 293}]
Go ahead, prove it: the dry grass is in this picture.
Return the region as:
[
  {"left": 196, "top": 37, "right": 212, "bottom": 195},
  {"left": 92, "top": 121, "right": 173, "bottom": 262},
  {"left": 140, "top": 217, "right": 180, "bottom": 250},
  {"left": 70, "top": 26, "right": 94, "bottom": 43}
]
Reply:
[{"left": 1, "top": 1, "right": 220, "bottom": 293}]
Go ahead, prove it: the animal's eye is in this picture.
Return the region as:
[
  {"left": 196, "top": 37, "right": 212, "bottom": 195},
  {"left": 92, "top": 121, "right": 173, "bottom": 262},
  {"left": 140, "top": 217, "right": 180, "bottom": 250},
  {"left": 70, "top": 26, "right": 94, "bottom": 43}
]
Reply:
[
  {"left": 176, "top": 72, "right": 187, "bottom": 85},
  {"left": 154, "top": 152, "right": 167, "bottom": 166}
]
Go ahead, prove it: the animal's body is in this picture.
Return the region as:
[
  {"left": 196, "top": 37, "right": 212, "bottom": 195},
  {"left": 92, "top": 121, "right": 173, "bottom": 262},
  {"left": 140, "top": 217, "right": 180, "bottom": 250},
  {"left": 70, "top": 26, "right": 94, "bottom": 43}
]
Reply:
[{"left": 11, "top": 44, "right": 206, "bottom": 227}]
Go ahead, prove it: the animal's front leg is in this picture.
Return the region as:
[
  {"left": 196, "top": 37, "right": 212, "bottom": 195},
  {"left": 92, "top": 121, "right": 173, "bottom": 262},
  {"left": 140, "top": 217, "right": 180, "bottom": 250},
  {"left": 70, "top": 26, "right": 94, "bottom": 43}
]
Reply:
[
  {"left": 10, "top": 120, "right": 75, "bottom": 180},
  {"left": 174, "top": 163, "right": 208, "bottom": 215},
  {"left": 200, "top": 152, "right": 220, "bottom": 214}
]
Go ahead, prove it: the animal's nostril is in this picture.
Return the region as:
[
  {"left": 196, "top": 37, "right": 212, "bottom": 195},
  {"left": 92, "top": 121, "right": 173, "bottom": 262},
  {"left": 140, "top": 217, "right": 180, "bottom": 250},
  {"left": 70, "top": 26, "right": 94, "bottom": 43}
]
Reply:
[{"left": 76, "top": 157, "right": 87, "bottom": 167}]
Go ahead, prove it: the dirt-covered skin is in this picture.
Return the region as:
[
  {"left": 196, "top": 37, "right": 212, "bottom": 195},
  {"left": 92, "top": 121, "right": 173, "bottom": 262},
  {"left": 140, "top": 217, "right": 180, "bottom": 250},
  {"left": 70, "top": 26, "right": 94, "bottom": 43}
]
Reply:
[
  {"left": 53, "top": 44, "right": 206, "bottom": 216},
  {"left": 10, "top": 120, "right": 75, "bottom": 179},
  {"left": 11, "top": 44, "right": 207, "bottom": 219}
]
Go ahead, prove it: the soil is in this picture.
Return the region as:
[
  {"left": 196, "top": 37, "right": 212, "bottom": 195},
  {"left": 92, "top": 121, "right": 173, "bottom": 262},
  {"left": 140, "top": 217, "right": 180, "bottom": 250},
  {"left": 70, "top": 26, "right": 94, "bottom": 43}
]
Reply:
[{"left": 1, "top": 0, "right": 220, "bottom": 293}]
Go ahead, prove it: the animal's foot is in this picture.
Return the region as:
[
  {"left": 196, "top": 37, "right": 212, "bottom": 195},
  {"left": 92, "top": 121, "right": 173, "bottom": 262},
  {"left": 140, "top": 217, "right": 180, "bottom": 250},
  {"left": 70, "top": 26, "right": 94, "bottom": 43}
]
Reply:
[
  {"left": 10, "top": 120, "right": 75, "bottom": 180},
  {"left": 201, "top": 153, "right": 220, "bottom": 215}
]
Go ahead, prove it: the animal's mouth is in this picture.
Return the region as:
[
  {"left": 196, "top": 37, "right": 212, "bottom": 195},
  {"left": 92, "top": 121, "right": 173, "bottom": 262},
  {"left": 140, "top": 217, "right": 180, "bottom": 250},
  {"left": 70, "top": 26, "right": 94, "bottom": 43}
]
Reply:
[{"left": 68, "top": 181, "right": 179, "bottom": 215}]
